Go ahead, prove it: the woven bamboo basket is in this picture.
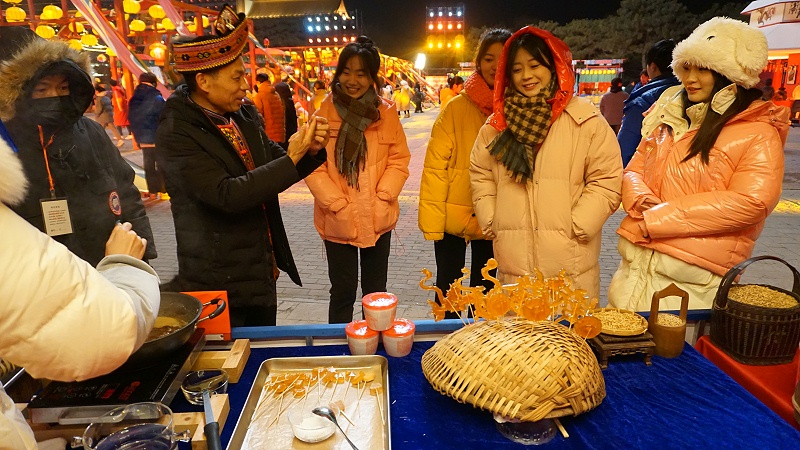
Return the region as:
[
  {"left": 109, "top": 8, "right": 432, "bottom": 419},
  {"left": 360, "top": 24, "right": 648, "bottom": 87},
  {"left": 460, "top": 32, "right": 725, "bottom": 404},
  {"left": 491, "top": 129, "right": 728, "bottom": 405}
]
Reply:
[
  {"left": 421, "top": 320, "right": 605, "bottom": 422},
  {"left": 710, "top": 256, "right": 800, "bottom": 365}
]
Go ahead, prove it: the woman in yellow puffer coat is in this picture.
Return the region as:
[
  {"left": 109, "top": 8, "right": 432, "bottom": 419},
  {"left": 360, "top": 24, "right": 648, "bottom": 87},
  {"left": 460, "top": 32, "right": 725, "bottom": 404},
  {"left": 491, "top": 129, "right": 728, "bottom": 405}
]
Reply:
[
  {"left": 307, "top": 37, "right": 411, "bottom": 323},
  {"left": 418, "top": 29, "right": 511, "bottom": 316},
  {"left": 608, "top": 17, "right": 788, "bottom": 311}
]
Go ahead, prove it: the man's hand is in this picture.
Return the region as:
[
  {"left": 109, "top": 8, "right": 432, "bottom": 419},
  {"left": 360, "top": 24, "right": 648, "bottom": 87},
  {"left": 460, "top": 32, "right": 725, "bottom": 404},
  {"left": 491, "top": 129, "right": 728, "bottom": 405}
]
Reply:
[
  {"left": 308, "top": 116, "right": 330, "bottom": 155},
  {"left": 286, "top": 117, "right": 331, "bottom": 164},
  {"left": 105, "top": 222, "right": 147, "bottom": 259}
]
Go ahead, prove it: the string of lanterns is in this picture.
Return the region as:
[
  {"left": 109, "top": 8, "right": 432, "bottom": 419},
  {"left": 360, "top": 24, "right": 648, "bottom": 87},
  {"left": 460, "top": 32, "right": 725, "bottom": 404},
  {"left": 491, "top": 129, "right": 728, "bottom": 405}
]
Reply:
[{"left": 3, "top": 0, "right": 210, "bottom": 62}]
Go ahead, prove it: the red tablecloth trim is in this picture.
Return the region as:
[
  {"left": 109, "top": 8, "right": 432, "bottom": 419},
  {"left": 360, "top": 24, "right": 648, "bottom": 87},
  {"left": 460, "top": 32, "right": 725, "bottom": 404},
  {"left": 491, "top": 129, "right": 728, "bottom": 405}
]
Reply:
[{"left": 695, "top": 336, "right": 799, "bottom": 430}]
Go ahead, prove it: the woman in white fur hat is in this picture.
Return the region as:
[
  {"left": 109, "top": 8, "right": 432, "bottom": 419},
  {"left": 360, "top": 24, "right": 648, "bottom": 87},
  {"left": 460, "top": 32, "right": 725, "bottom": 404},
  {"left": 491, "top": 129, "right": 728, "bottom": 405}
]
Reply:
[{"left": 608, "top": 17, "right": 790, "bottom": 311}]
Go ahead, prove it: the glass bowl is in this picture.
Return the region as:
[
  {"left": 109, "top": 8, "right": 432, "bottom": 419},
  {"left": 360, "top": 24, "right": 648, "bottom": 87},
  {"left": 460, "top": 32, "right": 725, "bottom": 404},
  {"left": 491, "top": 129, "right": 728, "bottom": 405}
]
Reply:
[
  {"left": 77, "top": 402, "right": 186, "bottom": 450},
  {"left": 180, "top": 369, "right": 229, "bottom": 405},
  {"left": 287, "top": 408, "right": 336, "bottom": 443},
  {"left": 493, "top": 413, "right": 556, "bottom": 445}
]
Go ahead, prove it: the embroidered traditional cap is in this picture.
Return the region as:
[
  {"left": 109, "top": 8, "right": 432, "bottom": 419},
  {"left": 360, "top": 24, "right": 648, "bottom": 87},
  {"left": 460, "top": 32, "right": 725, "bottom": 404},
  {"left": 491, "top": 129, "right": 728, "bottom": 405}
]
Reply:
[{"left": 172, "top": 4, "right": 249, "bottom": 73}]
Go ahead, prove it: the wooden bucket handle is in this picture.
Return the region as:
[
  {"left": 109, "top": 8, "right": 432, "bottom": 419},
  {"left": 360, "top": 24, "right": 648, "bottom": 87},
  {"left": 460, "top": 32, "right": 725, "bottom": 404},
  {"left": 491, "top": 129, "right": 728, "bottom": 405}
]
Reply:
[
  {"left": 649, "top": 283, "right": 689, "bottom": 324},
  {"left": 713, "top": 255, "right": 800, "bottom": 311}
]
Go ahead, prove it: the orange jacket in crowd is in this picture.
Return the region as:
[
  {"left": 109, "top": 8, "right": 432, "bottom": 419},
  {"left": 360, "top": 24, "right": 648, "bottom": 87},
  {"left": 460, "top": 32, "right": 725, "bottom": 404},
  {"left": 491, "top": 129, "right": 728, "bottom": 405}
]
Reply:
[
  {"left": 254, "top": 81, "right": 286, "bottom": 143},
  {"left": 306, "top": 94, "right": 411, "bottom": 248}
]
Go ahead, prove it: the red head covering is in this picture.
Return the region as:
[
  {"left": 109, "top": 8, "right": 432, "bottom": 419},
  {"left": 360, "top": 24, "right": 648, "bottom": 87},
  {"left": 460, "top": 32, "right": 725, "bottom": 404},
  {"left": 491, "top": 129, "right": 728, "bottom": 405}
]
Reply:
[{"left": 487, "top": 26, "right": 575, "bottom": 132}]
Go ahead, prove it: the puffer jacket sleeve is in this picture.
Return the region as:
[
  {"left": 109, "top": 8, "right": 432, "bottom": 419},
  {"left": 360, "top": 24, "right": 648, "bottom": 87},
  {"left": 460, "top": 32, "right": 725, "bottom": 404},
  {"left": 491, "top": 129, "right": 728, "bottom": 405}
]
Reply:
[
  {"left": 375, "top": 109, "right": 410, "bottom": 201},
  {"left": 0, "top": 206, "right": 160, "bottom": 382},
  {"left": 644, "top": 129, "right": 785, "bottom": 238},
  {"left": 621, "top": 133, "right": 663, "bottom": 220},
  {"left": 418, "top": 104, "right": 456, "bottom": 240},
  {"left": 306, "top": 105, "right": 350, "bottom": 212},
  {"left": 571, "top": 119, "right": 623, "bottom": 242},
  {"left": 470, "top": 125, "right": 498, "bottom": 239}
]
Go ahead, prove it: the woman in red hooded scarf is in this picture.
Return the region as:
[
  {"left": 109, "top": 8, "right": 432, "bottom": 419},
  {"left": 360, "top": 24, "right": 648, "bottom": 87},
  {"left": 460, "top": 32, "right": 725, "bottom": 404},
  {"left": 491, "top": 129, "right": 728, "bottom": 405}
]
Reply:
[{"left": 469, "top": 27, "right": 623, "bottom": 298}]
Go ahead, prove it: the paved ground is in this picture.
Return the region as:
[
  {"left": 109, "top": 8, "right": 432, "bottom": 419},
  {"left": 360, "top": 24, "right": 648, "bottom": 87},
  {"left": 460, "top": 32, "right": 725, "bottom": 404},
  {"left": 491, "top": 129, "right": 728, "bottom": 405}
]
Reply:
[{"left": 118, "top": 108, "right": 800, "bottom": 326}]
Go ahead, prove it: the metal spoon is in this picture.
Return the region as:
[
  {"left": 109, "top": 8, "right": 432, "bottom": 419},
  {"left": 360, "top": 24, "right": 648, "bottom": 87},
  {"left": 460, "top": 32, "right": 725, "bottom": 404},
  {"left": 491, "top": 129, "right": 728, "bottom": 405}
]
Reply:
[{"left": 312, "top": 406, "right": 359, "bottom": 450}]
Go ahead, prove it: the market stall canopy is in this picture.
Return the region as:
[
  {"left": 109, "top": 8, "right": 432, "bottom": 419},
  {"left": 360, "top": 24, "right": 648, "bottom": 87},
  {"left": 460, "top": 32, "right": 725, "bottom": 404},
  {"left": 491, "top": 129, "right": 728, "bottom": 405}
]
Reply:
[
  {"left": 742, "top": 1, "right": 800, "bottom": 57},
  {"left": 242, "top": 0, "right": 350, "bottom": 19}
]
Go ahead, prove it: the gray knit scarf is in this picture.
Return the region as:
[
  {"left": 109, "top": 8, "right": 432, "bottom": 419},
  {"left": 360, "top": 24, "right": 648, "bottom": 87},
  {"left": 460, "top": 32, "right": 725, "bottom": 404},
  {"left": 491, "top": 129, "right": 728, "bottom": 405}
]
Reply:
[
  {"left": 331, "top": 83, "right": 381, "bottom": 188},
  {"left": 488, "top": 78, "right": 556, "bottom": 183}
]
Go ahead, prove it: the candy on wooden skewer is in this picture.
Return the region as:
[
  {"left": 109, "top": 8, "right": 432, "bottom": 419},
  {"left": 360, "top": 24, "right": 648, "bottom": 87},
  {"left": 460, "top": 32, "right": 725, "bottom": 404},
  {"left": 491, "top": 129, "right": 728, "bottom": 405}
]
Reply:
[
  {"left": 369, "top": 382, "right": 385, "bottom": 426},
  {"left": 329, "top": 400, "right": 355, "bottom": 427}
]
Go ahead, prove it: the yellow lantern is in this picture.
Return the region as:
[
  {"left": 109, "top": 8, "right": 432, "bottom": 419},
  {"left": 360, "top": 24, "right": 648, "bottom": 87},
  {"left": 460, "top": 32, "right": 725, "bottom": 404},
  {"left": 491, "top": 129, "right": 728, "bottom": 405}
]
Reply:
[
  {"left": 105, "top": 47, "right": 116, "bottom": 57},
  {"left": 74, "top": 11, "right": 82, "bottom": 18},
  {"left": 35, "top": 25, "right": 56, "bottom": 39},
  {"left": 122, "top": 0, "right": 140, "bottom": 14},
  {"left": 202, "top": 15, "right": 209, "bottom": 28},
  {"left": 186, "top": 21, "right": 197, "bottom": 32},
  {"left": 2, "top": 0, "right": 23, "bottom": 4},
  {"left": 68, "top": 39, "right": 82, "bottom": 50},
  {"left": 81, "top": 34, "right": 98, "bottom": 47},
  {"left": 129, "top": 19, "right": 146, "bottom": 32},
  {"left": 149, "top": 42, "right": 166, "bottom": 62},
  {"left": 5, "top": 6, "right": 26, "bottom": 22},
  {"left": 43, "top": 5, "right": 63, "bottom": 20},
  {"left": 148, "top": 5, "right": 165, "bottom": 19},
  {"left": 68, "top": 22, "right": 85, "bottom": 33},
  {"left": 161, "top": 18, "right": 175, "bottom": 30}
]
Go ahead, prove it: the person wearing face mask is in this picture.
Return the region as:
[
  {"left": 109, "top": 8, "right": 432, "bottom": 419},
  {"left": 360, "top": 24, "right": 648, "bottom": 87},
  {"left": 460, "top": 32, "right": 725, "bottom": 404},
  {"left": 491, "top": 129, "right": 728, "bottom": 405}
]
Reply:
[
  {"left": 155, "top": 6, "right": 329, "bottom": 327},
  {"left": 0, "top": 36, "right": 156, "bottom": 267},
  {"left": 470, "top": 27, "right": 622, "bottom": 298},
  {"left": 306, "top": 36, "right": 411, "bottom": 323},
  {"left": 608, "top": 18, "right": 789, "bottom": 311},
  {"left": 419, "top": 29, "right": 511, "bottom": 318}
]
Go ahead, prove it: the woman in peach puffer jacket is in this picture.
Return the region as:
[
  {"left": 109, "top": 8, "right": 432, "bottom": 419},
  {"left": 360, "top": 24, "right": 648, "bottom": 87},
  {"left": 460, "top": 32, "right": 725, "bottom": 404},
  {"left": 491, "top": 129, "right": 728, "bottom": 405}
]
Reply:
[{"left": 608, "top": 17, "right": 789, "bottom": 311}]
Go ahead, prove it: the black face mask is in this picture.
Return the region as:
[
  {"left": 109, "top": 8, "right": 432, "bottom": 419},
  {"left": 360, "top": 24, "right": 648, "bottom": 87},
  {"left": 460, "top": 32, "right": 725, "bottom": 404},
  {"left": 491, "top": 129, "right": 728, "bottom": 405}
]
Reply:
[{"left": 29, "top": 95, "right": 83, "bottom": 128}]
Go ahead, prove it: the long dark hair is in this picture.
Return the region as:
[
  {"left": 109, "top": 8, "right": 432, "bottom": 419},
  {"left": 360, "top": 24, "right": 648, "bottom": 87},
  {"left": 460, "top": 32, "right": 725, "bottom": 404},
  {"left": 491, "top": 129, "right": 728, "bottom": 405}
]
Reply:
[
  {"left": 332, "top": 36, "right": 381, "bottom": 88},
  {"left": 681, "top": 71, "right": 762, "bottom": 164},
  {"left": 504, "top": 33, "right": 555, "bottom": 86},
  {"left": 474, "top": 28, "right": 512, "bottom": 65}
]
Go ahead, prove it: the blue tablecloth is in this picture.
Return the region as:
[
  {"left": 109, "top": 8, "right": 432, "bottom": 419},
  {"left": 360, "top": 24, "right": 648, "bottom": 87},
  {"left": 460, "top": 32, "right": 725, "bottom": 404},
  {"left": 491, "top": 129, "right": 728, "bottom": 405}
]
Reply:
[{"left": 171, "top": 341, "right": 800, "bottom": 449}]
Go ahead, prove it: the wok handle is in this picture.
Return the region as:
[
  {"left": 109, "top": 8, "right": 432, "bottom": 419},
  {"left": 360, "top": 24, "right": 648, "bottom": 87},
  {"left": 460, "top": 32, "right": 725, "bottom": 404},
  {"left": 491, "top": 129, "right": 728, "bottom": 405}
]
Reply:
[{"left": 198, "top": 298, "right": 226, "bottom": 323}]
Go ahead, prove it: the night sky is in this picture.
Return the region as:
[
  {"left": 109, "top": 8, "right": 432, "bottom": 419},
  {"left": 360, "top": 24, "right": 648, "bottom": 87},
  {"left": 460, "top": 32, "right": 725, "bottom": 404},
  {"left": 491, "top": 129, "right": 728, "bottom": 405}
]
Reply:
[{"left": 346, "top": 0, "right": 747, "bottom": 58}]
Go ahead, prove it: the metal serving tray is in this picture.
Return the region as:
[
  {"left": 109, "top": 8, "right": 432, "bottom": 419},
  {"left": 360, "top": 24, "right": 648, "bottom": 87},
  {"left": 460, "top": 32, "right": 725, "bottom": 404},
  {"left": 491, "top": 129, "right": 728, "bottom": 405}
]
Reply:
[{"left": 227, "top": 355, "right": 390, "bottom": 450}]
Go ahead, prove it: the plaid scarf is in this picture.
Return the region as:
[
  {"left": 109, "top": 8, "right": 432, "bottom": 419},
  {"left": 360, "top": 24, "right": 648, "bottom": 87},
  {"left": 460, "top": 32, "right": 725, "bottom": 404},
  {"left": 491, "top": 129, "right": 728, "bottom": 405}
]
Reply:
[
  {"left": 488, "top": 78, "right": 557, "bottom": 183},
  {"left": 462, "top": 71, "right": 493, "bottom": 116},
  {"left": 331, "top": 83, "right": 381, "bottom": 188}
]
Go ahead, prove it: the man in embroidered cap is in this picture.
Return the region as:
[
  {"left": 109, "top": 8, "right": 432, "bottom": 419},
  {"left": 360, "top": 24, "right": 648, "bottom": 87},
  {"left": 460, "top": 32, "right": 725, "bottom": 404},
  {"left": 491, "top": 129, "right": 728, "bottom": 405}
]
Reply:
[{"left": 156, "top": 5, "right": 329, "bottom": 326}]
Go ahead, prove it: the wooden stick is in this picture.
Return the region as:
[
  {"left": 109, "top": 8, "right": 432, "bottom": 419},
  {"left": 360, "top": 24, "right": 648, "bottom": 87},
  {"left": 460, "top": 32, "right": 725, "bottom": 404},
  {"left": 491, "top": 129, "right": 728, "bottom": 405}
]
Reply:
[
  {"left": 268, "top": 396, "right": 298, "bottom": 428},
  {"left": 354, "top": 382, "right": 367, "bottom": 418},
  {"left": 554, "top": 418, "right": 569, "bottom": 438}
]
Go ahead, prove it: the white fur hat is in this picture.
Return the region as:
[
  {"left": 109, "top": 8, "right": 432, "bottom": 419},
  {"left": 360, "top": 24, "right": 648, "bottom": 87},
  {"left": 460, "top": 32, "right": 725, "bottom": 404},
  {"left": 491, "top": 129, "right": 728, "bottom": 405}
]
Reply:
[{"left": 671, "top": 17, "right": 768, "bottom": 89}]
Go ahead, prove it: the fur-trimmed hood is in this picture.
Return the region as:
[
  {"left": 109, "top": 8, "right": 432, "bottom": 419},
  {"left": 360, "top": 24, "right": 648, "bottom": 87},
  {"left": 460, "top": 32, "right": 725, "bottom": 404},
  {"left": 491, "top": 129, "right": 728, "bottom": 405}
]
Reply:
[
  {"left": 0, "top": 133, "right": 27, "bottom": 206},
  {"left": 672, "top": 17, "right": 767, "bottom": 89},
  {"left": 0, "top": 38, "right": 94, "bottom": 122}
]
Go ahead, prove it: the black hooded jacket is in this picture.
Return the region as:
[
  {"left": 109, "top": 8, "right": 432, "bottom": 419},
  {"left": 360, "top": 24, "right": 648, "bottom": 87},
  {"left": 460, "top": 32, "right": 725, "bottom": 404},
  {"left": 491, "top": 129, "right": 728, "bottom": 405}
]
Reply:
[
  {"left": 155, "top": 85, "right": 325, "bottom": 309},
  {"left": 0, "top": 39, "right": 155, "bottom": 266}
]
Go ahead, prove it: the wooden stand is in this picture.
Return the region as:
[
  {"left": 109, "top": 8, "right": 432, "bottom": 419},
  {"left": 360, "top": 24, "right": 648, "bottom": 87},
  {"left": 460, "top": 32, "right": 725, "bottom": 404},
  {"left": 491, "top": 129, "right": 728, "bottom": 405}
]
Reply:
[
  {"left": 23, "top": 394, "right": 229, "bottom": 449},
  {"left": 589, "top": 332, "right": 656, "bottom": 369},
  {"left": 192, "top": 339, "right": 250, "bottom": 383},
  {"left": 21, "top": 340, "right": 250, "bottom": 449}
]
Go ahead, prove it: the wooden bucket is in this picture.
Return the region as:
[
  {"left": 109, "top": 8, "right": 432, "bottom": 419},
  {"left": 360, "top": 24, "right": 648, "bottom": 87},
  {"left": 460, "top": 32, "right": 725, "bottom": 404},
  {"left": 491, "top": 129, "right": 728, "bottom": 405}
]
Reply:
[{"left": 648, "top": 283, "right": 688, "bottom": 358}]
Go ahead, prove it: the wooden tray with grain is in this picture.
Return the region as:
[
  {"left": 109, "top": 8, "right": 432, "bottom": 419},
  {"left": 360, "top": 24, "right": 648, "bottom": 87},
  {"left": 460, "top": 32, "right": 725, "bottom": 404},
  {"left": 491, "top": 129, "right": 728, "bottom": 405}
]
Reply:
[{"left": 592, "top": 308, "right": 648, "bottom": 336}]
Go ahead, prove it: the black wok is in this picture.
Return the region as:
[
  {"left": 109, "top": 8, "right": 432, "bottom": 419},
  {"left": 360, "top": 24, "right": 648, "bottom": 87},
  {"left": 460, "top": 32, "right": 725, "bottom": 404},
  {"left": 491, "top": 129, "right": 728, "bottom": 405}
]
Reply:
[{"left": 123, "top": 292, "right": 226, "bottom": 368}]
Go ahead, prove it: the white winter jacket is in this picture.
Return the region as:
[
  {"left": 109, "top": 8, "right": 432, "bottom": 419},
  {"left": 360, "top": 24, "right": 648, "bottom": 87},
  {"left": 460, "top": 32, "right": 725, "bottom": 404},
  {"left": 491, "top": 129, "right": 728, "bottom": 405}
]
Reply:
[{"left": 0, "top": 135, "right": 160, "bottom": 449}]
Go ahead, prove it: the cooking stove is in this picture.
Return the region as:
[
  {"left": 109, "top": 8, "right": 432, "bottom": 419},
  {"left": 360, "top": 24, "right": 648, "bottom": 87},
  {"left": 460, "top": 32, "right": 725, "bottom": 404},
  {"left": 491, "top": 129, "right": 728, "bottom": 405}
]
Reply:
[{"left": 27, "top": 329, "right": 206, "bottom": 425}]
